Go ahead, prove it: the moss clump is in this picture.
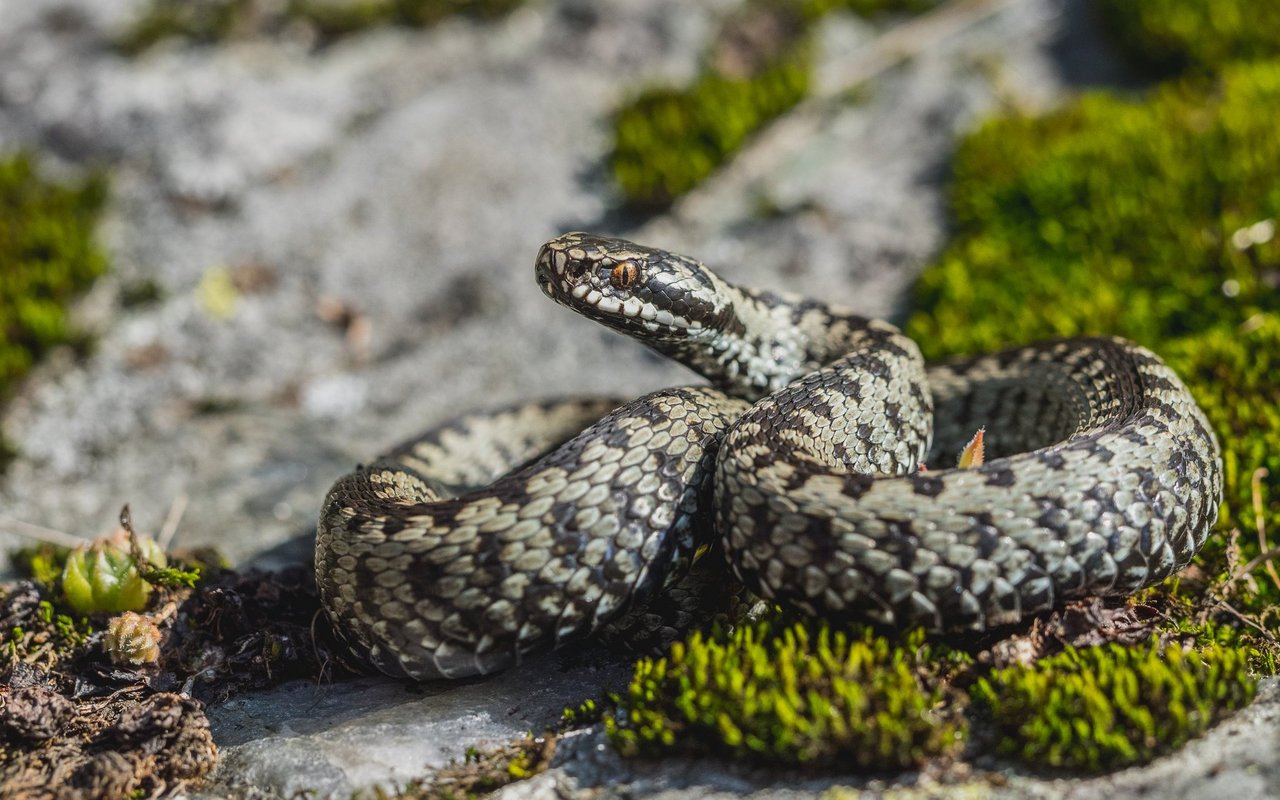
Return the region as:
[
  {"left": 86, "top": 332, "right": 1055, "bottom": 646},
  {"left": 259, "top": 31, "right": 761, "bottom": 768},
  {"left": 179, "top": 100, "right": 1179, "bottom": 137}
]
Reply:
[
  {"left": 905, "top": 62, "right": 1280, "bottom": 616},
  {"left": 119, "top": 0, "right": 525, "bottom": 53},
  {"left": 0, "top": 154, "right": 107, "bottom": 402},
  {"left": 1094, "top": 0, "right": 1280, "bottom": 77},
  {"left": 608, "top": 622, "right": 966, "bottom": 768},
  {"left": 560, "top": 697, "right": 603, "bottom": 727},
  {"left": 2, "top": 595, "right": 94, "bottom": 671},
  {"left": 610, "top": 0, "right": 942, "bottom": 209},
  {"left": 908, "top": 64, "right": 1280, "bottom": 353},
  {"left": 972, "top": 640, "right": 1255, "bottom": 771},
  {"left": 612, "top": 53, "right": 811, "bottom": 210}
]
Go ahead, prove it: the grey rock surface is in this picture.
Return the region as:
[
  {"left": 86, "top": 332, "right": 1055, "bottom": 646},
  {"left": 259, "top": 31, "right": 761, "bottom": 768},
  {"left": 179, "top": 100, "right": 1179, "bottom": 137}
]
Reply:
[
  {"left": 202, "top": 647, "right": 633, "bottom": 798},
  {"left": 0, "top": 0, "right": 1269, "bottom": 798}
]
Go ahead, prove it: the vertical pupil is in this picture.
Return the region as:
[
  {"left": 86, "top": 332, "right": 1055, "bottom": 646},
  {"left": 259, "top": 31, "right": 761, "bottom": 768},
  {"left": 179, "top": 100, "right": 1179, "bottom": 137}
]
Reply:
[{"left": 612, "top": 263, "right": 635, "bottom": 288}]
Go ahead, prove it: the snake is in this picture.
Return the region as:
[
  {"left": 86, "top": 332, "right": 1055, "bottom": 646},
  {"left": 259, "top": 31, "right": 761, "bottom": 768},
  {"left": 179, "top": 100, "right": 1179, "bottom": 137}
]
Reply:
[{"left": 316, "top": 232, "right": 1223, "bottom": 680}]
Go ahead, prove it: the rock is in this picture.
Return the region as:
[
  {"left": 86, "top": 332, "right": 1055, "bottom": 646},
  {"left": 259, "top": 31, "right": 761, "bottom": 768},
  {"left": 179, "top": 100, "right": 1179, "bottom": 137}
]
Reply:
[{"left": 200, "top": 646, "right": 633, "bottom": 797}]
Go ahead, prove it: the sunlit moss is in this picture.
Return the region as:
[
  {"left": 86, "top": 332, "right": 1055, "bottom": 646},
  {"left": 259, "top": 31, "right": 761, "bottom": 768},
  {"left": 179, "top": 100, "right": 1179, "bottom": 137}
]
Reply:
[
  {"left": 972, "top": 640, "right": 1256, "bottom": 771},
  {"left": 1094, "top": 0, "right": 1280, "bottom": 77},
  {"left": 1, "top": 593, "right": 94, "bottom": 671},
  {"left": 607, "top": 621, "right": 967, "bottom": 768},
  {"left": 0, "top": 154, "right": 107, "bottom": 402},
  {"left": 908, "top": 64, "right": 1280, "bottom": 353},
  {"left": 611, "top": 53, "right": 810, "bottom": 209}
]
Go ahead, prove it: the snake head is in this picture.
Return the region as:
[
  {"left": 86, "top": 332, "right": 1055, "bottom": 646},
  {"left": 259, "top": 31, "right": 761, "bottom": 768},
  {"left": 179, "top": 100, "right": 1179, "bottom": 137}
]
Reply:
[{"left": 535, "top": 232, "right": 733, "bottom": 342}]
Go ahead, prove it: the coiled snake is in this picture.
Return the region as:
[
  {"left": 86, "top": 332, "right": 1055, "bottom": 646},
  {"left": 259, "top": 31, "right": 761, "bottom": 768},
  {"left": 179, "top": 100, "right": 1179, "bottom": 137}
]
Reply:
[{"left": 317, "top": 233, "right": 1222, "bottom": 680}]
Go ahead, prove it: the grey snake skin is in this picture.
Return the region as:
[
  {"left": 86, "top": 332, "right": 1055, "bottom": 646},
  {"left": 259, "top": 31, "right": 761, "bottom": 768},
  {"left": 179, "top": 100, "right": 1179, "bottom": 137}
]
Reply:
[{"left": 317, "top": 233, "right": 1223, "bottom": 680}]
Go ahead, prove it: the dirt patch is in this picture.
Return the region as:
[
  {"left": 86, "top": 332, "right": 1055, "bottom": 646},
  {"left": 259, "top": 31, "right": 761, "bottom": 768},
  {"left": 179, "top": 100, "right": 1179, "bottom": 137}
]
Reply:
[{"left": 0, "top": 563, "right": 356, "bottom": 798}]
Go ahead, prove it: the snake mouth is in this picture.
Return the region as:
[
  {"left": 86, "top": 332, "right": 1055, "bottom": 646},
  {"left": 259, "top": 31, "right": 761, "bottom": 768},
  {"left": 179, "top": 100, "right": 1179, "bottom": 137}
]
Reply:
[
  {"left": 536, "top": 274, "right": 558, "bottom": 300},
  {"left": 534, "top": 251, "right": 562, "bottom": 299}
]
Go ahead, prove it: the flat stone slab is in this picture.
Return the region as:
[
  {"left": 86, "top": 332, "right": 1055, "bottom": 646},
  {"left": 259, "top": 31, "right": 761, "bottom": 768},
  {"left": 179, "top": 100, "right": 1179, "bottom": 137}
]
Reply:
[{"left": 201, "top": 646, "right": 633, "bottom": 798}]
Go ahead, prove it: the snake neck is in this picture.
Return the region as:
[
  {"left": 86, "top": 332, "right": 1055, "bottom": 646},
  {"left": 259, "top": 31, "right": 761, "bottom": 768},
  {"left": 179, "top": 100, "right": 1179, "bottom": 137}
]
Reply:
[{"left": 662, "top": 284, "right": 889, "bottom": 402}]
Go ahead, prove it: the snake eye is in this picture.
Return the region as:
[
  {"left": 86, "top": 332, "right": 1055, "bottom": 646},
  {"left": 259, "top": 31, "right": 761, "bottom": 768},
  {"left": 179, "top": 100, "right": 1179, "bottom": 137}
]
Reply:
[{"left": 610, "top": 261, "right": 639, "bottom": 289}]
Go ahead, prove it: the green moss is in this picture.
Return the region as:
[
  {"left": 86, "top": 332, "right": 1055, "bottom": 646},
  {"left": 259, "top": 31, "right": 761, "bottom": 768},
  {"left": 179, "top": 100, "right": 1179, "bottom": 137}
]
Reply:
[
  {"left": 611, "top": 52, "right": 811, "bottom": 209},
  {"left": 560, "top": 697, "right": 603, "bottom": 727},
  {"left": 140, "top": 562, "right": 202, "bottom": 589},
  {"left": 972, "top": 640, "right": 1255, "bottom": 771},
  {"left": 609, "top": 0, "right": 942, "bottom": 209},
  {"left": 1094, "top": 0, "right": 1280, "bottom": 77},
  {"left": 608, "top": 621, "right": 966, "bottom": 768},
  {"left": 0, "top": 154, "right": 107, "bottom": 403},
  {"left": 908, "top": 65, "right": 1280, "bottom": 353},
  {"left": 118, "top": 0, "right": 525, "bottom": 53},
  {"left": 2, "top": 590, "right": 94, "bottom": 671},
  {"left": 1155, "top": 604, "right": 1280, "bottom": 676},
  {"left": 10, "top": 543, "right": 71, "bottom": 587},
  {"left": 1160, "top": 317, "right": 1280, "bottom": 611}
]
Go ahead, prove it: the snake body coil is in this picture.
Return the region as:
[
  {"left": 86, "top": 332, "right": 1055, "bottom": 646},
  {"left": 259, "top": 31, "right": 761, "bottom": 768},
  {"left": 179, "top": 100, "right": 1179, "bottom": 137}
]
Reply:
[{"left": 317, "top": 233, "right": 1222, "bottom": 680}]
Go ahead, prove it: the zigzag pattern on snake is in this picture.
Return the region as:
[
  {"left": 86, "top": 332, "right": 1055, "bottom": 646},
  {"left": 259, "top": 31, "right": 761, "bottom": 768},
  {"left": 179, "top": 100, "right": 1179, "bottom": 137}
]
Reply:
[{"left": 316, "top": 232, "right": 1222, "bottom": 680}]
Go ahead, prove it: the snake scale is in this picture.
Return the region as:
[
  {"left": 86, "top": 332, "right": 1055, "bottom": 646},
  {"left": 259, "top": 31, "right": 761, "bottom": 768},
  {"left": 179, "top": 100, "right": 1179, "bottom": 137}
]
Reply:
[{"left": 316, "top": 233, "right": 1223, "bottom": 680}]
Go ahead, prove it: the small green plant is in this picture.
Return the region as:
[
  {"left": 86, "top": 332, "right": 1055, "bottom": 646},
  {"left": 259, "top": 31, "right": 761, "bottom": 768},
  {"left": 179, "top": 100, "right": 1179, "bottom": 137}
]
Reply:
[
  {"left": 1, "top": 594, "right": 94, "bottom": 669},
  {"left": 61, "top": 532, "right": 168, "bottom": 615},
  {"left": 104, "top": 611, "right": 163, "bottom": 665},
  {"left": 972, "top": 640, "right": 1256, "bottom": 771},
  {"left": 608, "top": 621, "right": 966, "bottom": 768}
]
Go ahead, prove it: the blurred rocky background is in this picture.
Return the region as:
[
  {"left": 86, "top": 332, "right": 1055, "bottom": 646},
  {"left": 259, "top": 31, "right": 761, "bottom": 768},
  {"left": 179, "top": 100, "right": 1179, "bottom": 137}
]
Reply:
[{"left": 0, "top": 0, "right": 1112, "bottom": 564}]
